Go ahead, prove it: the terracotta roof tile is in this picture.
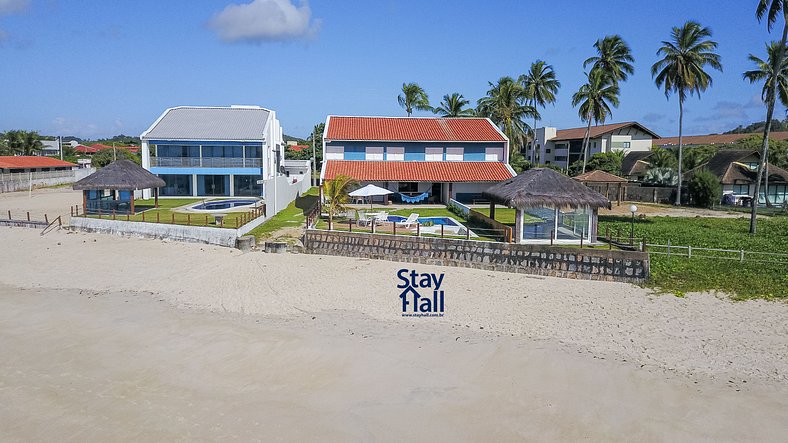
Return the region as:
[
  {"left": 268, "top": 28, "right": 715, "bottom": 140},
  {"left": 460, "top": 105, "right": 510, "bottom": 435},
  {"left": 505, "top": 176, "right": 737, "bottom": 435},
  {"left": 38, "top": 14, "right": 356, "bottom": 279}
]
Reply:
[
  {"left": 323, "top": 160, "right": 514, "bottom": 182},
  {"left": 325, "top": 117, "right": 506, "bottom": 142},
  {"left": 553, "top": 122, "right": 660, "bottom": 141},
  {"left": 659, "top": 132, "right": 788, "bottom": 146},
  {"left": 0, "top": 156, "right": 76, "bottom": 169}
]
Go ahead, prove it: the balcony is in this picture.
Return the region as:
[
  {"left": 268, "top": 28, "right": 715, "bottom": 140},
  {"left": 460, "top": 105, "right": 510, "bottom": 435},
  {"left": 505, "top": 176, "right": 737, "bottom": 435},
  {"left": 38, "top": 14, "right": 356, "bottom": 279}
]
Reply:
[{"left": 150, "top": 157, "right": 262, "bottom": 168}]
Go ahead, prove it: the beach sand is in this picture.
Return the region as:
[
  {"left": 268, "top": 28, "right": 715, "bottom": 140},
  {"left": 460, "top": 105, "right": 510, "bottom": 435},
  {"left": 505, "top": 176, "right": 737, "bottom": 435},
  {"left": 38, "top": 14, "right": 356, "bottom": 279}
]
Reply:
[{"left": 1, "top": 226, "right": 788, "bottom": 441}]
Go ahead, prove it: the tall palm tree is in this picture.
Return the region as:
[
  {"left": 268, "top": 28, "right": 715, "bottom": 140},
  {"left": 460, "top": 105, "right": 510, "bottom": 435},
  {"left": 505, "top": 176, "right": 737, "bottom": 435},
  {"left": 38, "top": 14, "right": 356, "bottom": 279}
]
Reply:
[
  {"left": 476, "top": 77, "right": 538, "bottom": 158},
  {"left": 22, "top": 131, "right": 43, "bottom": 156},
  {"left": 433, "top": 93, "right": 474, "bottom": 117},
  {"left": 744, "top": 41, "right": 788, "bottom": 208},
  {"left": 583, "top": 35, "right": 636, "bottom": 84},
  {"left": 397, "top": 82, "right": 431, "bottom": 116},
  {"left": 751, "top": 1, "right": 788, "bottom": 232},
  {"left": 651, "top": 21, "right": 722, "bottom": 205},
  {"left": 520, "top": 60, "right": 560, "bottom": 164},
  {"left": 571, "top": 68, "right": 620, "bottom": 173}
]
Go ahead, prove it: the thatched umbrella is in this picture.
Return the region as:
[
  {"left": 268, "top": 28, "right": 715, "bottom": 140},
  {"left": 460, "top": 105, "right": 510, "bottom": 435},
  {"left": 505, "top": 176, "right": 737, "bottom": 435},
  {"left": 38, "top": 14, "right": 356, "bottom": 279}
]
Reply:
[
  {"left": 483, "top": 168, "right": 610, "bottom": 242},
  {"left": 74, "top": 160, "right": 165, "bottom": 214}
]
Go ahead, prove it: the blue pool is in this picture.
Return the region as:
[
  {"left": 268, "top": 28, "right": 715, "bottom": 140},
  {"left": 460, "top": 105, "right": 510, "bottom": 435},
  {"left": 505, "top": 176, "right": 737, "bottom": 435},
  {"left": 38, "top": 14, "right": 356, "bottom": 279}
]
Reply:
[
  {"left": 387, "top": 216, "right": 458, "bottom": 226},
  {"left": 192, "top": 199, "right": 258, "bottom": 210}
]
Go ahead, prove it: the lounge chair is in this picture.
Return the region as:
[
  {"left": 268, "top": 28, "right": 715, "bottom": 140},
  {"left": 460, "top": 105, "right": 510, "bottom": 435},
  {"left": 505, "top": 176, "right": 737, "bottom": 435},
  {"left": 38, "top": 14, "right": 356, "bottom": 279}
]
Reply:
[
  {"left": 401, "top": 213, "right": 420, "bottom": 228},
  {"left": 374, "top": 211, "right": 389, "bottom": 223},
  {"left": 356, "top": 211, "right": 372, "bottom": 227}
]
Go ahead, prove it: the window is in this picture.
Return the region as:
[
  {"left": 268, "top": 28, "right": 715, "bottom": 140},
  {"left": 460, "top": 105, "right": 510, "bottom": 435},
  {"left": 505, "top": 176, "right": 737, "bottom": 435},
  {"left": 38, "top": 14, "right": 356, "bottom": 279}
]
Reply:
[
  {"left": 445, "top": 147, "right": 464, "bottom": 161},
  {"left": 159, "top": 174, "right": 192, "bottom": 196},
  {"left": 244, "top": 145, "right": 262, "bottom": 159},
  {"left": 733, "top": 184, "right": 750, "bottom": 195},
  {"left": 485, "top": 147, "right": 503, "bottom": 161},
  {"left": 365, "top": 146, "right": 384, "bottom": 160},
  {"left": 325, "top": 146, "right": 344, "bottom": 160},
  {"left": 398, "top": 182, "right": 418, "bottom": 193},
  {"left": 386, "top": 147, "right": 404, "bottom": 161},
  {"left": 546, "top": 148, "right": 551, "bottom": 154},
  {"left": 611, "top": 141, "right": 631, "bottom": 149},
  {"left": 425, "top": 147, "right": 443, "bottom": 161},
  {"left": 234, "top": 175, "right": 263, "bottom": 196}
]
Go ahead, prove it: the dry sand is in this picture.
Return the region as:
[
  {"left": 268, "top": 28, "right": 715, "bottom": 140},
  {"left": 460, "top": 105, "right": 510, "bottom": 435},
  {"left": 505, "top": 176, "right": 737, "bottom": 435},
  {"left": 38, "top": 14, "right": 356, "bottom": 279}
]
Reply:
[{"left": 1, "top": 226, "right": 788, "bottom": 441}]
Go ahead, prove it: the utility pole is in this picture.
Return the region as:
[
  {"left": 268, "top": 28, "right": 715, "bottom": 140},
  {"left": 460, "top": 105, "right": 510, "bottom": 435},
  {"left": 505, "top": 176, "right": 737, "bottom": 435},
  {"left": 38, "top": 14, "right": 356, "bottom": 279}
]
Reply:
[
  {"left": 59, "top": 136, "right": 63, "bottom": 160},
  {"left": 311, "top": 125, "right": 317, "bottom": 186}
]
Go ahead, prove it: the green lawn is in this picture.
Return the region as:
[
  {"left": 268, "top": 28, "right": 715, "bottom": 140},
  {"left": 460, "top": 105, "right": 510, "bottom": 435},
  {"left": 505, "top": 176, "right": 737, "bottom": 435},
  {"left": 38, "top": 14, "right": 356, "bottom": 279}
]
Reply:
[
  {"left": 475, "top": 207, "right": 543, "bottom": 224},
  {"left": 134, "top": 198, "right": 201, "bottom": 209},
  {"left": 91, "top": 198, "right": 258, "bottom": 229},
  {"left": 598, "top": 215, "right": 788, "bottom": 299},
  {"left": 248, "top": 187, "right": 319, "bottom": 240}
]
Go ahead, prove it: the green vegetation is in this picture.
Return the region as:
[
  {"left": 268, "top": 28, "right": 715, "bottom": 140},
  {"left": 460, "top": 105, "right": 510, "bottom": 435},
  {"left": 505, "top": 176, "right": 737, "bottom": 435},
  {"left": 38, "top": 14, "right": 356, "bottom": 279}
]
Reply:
[
  {"left": 599, "top": 215, "right": 788, "bottom": 299},
  {"left": 92, "top": 198, "right": 255, "bottom": 229},
  {"left": 0, "top": 130, "right": 44, "bottom": 156},
  {"left": 688, "top": 170, "right": 722, "bottom": 208},
  {"left": 91, "top": 148, "right": 141, "bottom": 168},
  {"left": 248, "top": 187, "right": 319, "bottom": 240},
  {"left": 475, "top": 207, "right": 542, "bottom": 224},
  {"left": 398, "top": 82, "right": 432, "bottom": 116},
  {"left": 433, "top": 93, "right": 474, "bottom": 117}
]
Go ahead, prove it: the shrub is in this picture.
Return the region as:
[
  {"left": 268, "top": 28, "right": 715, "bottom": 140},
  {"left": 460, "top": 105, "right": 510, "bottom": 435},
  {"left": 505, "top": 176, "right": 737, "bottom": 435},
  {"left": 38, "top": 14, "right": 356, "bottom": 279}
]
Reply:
[{"left": 688, "top": 170, "right": 721, "bottom": 208}]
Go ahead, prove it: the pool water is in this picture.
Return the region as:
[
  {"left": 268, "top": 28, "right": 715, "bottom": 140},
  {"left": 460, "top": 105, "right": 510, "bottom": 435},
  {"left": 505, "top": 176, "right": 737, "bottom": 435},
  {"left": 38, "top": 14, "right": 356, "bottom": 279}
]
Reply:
[
  {"left": 386, "top": 216, "right": 458, "bottom": 226},
  {"left": 192, "top": 199, "right": 258, "bottom": 210}
]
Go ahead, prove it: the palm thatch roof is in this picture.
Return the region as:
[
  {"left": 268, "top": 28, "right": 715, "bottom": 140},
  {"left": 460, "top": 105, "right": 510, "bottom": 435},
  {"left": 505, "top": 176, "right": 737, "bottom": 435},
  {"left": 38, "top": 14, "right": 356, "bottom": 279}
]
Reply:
[
  {"left": 483, "top": 168, "right": 610, "bottom": 210},
  {"left": 73, "top": 160, "right": 165, "bottom": 190}
]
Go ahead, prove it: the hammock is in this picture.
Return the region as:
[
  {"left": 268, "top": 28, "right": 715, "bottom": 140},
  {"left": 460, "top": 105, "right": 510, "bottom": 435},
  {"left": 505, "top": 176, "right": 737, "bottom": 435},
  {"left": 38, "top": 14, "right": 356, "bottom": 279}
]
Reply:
[{"left": 399, "top": 192, "right": 429, "bottom": 203}]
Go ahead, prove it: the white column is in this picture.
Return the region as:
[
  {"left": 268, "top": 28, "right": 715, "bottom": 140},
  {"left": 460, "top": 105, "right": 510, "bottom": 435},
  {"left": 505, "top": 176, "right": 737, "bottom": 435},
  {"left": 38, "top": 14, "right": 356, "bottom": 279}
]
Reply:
[
  {"left": 229, "top": 174, "right": 235, "bottom": 197},
  {"left": 141, "top": 140, "right": 151, "bottom": 199},
  {"left": 515, "top": 209, "right": 524, "bottom": 243},
  {"left": 192, "top": 174, "right": 198, "bottom": 197}
]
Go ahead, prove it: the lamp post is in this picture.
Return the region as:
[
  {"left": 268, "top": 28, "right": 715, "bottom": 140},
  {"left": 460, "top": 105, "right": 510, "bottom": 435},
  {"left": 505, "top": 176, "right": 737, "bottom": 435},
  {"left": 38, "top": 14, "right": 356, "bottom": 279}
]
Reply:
[{"left": 629, "top": 204, "right": 638, "bottom": 245}]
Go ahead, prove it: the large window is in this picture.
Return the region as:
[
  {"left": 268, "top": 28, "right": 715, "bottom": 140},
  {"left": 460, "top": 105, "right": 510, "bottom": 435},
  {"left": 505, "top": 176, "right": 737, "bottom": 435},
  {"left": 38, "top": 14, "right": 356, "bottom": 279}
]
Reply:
[
  {"left": 425, "top": 147, "right": 443, "bottom": 161},
  {"left": 234, "top": 175, "right": 263, "bottom": 196},
  {"left": 386, "top": 147, "right": 404, "bottom": 161},
  {"left": 197, "top": 175, "right": 229, "bottom": 196},
  {"left": 485, "top": 147, "right": 503, "bottom": 161},
  {"left": 446, "top": 147, "right": 464, "bottom": 161},
  {"left": 203, "top": 146, "right": 243, "bottom": 158},
  {"left": 325, "top": 146, "right": 344, "bottom": 160},
  {"left": 733, "top": 184, "right": 750, "bottom": 195},
  {"left": 159, "top": 174, "right": 192, "bottom": 196},
  {"left": 244, "top": 145, "right": 263, "bottom": 159},
  {"left": 157, "top": 145, "right": 199, "bottom": 158},
  {"left": 365, "top": 146, "right": 384, "bottom": 160}
]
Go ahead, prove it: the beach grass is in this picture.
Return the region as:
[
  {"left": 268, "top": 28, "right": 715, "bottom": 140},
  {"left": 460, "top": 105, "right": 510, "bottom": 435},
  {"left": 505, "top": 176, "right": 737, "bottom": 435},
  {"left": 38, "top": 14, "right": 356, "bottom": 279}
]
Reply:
[
  {"left": 248, "top": 187, "right": 319, "bottom": 240},
  {"left": 598, "top": 215, "right": 788, "bottom": 299}
]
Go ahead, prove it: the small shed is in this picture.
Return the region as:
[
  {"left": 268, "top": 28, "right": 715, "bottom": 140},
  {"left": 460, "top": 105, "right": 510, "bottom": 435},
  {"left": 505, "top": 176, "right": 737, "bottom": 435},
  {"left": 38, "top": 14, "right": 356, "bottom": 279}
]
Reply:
[
  {"left": 483, "top": 168, "right": 610, "bottom": 243},
  {"left": 73, "top": 160, "right": 165, "bottom": 215},
  {"left": 572, "top": 169, "right": 628, "bottom": 205}
]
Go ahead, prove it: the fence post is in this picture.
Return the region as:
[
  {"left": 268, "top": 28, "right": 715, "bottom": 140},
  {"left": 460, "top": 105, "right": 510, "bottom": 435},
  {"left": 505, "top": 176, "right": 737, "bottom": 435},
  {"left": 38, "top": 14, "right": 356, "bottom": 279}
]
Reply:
[
  {"left": 349, "top": 219, "right": 353, "bottom": 233},
  {"left": 466, "top": 226, "right": 470, "bottom": 240},
  {"left": 392, "top": 221, "right": 395, "bottom": 236},
  {"left": 740, "top": 249, "right": 744, "bottom": 263},
  {"left": 171, "top": 213, "right": 175, "bottom": 224},
  {"left": 126, "top": 213, "right": 130, "bottom": 221},
  {"left": 688, "top": 245, "right": 692, "bottom": 258},
  {"left": 205, "top": 215, "right": 208, "bottom": 226},
  {"left": 44, "top": 214, "right": 48, "bottom": 224},
  {"left": 27, "top": 211, "right": 30, "bottom": 222},
  {"left": 157, "top": 212, "right": 160, "bottom": 223},
  {"left": 667, "top": 239, "right": 671, "bottom": 258},
  {"left": 641, "top": 238, "right": 647, "bottom": 252},
  {"left": 580, "top": 235, "right": 583, "bottom": 248},
  {"left": 441, "top": 224, "right": 444, "bottom": 238},
  {"left": 371, "top": 219, "right": 376, "bottom": 234},
  {"left": 7, "top": 210, "right": 10, "bottom": 220},
  {"left": 550, "top": 230, "right": 554, "bottom": 246},
  {"left": 416, "top": 222, "right": 420, "bottom": 237},
  {"left": 70, "top": 207, "right": 73, "bottom": 217},
  {"left": 142, "top": 212, "right": 145, "bottom": 222},
  {"left": 187, "top": 214, "right": 191, "bottom": 225}
]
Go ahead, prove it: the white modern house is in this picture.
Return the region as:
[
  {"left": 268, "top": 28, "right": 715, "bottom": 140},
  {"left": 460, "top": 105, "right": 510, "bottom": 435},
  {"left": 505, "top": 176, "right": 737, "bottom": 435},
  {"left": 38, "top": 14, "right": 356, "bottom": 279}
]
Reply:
[
  {"left": 140, "top": 105, "right": 285, "bottom": 201},
  {"left": 531, "top": 122, "right": 659, "bottom": 169}
]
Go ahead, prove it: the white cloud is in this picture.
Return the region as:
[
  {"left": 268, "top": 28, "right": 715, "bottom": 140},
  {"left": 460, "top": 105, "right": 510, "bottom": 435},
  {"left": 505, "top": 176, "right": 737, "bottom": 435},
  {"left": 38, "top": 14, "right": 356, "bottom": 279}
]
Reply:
[
  {"left": 209, "top": 0, "right": 320, "bottom": 44},
  {"left": 0, "top": 0, "right": 30, "bottom": 16}
]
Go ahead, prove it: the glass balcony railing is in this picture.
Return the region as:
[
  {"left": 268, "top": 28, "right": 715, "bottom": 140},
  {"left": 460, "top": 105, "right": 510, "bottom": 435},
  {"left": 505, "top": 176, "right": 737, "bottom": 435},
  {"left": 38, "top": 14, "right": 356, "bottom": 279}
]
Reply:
[{"left": 150, "top": 157, "right": 262, "bottom": 168}]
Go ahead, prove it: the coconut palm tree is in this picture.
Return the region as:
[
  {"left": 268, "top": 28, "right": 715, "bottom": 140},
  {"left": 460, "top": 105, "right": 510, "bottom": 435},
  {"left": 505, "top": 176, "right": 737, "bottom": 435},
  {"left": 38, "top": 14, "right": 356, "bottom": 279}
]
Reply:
[
  {"left": 322, "top": 174, "right": 359, "bottom": 229},
  {"left": 583, "top": 35, "right": 635, "bottom": 84},
  {"left": 520, "top": 60, "right": 560, "bottom": 164},
  {"left": 476, "top": 77, "right": 537, "bottom": 158},
  {"left": 744, "top": 41, "right": 788, "bottom": 208},
  {"left": 397, "top": 83, "right": 431, "bottom": 116},
  {"left": 651, "top": 21, "right": 722, "bottom": 205},
  {"left": 433, "top": 93, "right": 474, "bottom": 117},
  {"left": 1, "top": 130, "right": 42, "bottom": 156},
  {"left": 571, "top": 68, "right": 620, "bottom": 174}
]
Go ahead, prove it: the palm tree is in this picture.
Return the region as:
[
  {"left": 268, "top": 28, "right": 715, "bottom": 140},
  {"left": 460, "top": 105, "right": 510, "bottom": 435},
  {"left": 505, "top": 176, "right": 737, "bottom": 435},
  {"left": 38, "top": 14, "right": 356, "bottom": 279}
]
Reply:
[
  {"left": 397, "top": 83, "right": 431, "bottom": 116},
  {"left": 1, "top": 130, "right": 42, "bottom": 156},
  {"left": 571, "top": 68, "right": 620, "bottom": 173},
  {"left": 583, "top": 35, "right": 635, "bottom": 84},
  {"left": 476, "top": 77, "right": 537, "bottom": 158},
  {"left": 651, "top": 21, "right": 722, "bottom": 205},
  {"left": 751, "top": 1, "right": 788, "bottom": 232},
  {"left": 322, "top": 174, "right": 358, "bottom": 229},
  {"left": 433, "top": 93, "right": 474, "bottom": 117},
  {"left": 520, "top": 60, "right": 560, "bottom": 164},
  {"left": 22, "top": 131, "right": 43, "bottom": 155},
  {"left": 744, "top": 41, "right": 788, "bottom": 209}
]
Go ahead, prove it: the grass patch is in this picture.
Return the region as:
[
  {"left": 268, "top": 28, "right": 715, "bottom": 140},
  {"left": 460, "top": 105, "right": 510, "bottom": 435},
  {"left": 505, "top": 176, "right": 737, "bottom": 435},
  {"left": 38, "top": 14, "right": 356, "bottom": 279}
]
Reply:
[
  {"left": 474, "top": 207, "right": 542, "bottom": 224},
  {"left": 134, "top": 198, "right": 201, "bottom": 209},
  {"left": 598, "top": 215, "right": 788, "bottom": 299},
  {"left": 248, "top": 187, "right": 319, "bottom": 240}
]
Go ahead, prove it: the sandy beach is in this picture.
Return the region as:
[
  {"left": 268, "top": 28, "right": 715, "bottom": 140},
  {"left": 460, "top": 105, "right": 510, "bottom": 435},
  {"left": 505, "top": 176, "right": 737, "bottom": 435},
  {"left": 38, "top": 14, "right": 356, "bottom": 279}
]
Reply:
[{"left": 1, "top": 224, "right": 787, "bottom": 441}]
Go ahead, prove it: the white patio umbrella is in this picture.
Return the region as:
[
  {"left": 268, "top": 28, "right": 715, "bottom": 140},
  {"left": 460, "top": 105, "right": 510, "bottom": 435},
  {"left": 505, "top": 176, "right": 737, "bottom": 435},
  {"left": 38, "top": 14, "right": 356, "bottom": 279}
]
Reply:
[{"left": 349, "top": 184, "right": 393, "bottom": 207}]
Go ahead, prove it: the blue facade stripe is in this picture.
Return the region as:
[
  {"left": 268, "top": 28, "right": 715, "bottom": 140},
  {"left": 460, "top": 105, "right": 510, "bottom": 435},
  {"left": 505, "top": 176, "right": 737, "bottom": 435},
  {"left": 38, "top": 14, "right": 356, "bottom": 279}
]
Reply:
[{"left": 151, "top": 167, "right": 263, "bottom": 175}]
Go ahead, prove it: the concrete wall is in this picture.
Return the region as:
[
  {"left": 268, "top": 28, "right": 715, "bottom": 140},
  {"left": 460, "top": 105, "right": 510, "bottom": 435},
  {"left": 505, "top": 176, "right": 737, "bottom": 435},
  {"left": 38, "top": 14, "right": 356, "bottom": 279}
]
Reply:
[
  {"left": 0, "top": 168, "right": 95, "bottom": 193},
  {"left": 70, "top": 217, "right": 239, "bottom": 247},
  {"left": 623, "top": 186, "right": 677, "bottom": 204},
  {"left": 303, "top": 230, "right": 649, "bottom": 283},
  {"left": 264, "top": 173, "right": 311, "bottom": 218}
]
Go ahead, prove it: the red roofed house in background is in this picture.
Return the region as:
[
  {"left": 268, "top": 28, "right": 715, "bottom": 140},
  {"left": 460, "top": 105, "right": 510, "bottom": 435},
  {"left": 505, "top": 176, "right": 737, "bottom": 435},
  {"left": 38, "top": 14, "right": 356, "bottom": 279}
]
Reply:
[
  {"left": 532, "top": 122, "right": 660, "bottom": 169},
  {"left": 320, "top": 116, "right": 515, "bottom": 203},
  {"left": 0, "top": 156, "right": 77, "bottom": 173}
]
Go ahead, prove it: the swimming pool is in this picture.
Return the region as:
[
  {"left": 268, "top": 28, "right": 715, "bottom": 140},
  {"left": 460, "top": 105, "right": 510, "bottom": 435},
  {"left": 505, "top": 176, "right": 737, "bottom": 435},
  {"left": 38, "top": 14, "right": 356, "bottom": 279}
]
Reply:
[
  {"left": 191, "top": 199, "right": 259, "bottom": 211},
  {"left": 386, "top": 216, "right": 458, "bottom": 226}
]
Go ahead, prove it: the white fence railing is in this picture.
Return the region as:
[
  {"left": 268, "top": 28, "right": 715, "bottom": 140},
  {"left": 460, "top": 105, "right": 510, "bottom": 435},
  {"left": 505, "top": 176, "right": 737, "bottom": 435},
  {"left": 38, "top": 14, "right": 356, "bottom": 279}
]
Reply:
[{"left": 646, "top": 242, "right": 788, "bottom": 265}]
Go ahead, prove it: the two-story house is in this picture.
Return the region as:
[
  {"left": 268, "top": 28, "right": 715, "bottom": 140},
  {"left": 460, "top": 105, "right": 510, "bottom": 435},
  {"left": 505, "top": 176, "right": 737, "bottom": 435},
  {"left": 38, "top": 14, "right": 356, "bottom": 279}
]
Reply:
[
  {"left": 140, "top": 105, "right": 284, "bottom": 199},
  {"left": 532, "top": 122, "right": 659, "bottom": 168},
  {"left": 320, "top": 116, "right": 516, "bottom": 203}
]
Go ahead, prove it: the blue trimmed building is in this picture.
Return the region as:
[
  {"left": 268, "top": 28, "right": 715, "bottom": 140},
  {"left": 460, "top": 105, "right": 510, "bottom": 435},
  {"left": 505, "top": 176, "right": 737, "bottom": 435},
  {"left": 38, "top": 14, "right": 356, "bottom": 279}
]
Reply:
[{"left": 140, "top": 105, "right": 284, "bottom": 199}]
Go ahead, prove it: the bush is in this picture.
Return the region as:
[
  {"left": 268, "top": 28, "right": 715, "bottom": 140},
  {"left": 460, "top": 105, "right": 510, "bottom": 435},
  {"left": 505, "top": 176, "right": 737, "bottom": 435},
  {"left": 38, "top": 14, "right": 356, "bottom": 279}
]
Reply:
[
  {"left": 688, "top": 170, "right": 721, "bottom": 208},
  {"left": 92, "top": 148, "right": 141, "bottom": 168}
]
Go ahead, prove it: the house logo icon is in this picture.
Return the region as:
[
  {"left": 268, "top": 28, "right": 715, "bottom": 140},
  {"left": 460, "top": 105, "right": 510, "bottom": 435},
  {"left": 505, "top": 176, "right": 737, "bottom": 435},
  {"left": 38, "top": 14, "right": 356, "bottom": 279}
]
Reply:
[{"left": 397, "top": 268, "right": 445, "bottom": 317}]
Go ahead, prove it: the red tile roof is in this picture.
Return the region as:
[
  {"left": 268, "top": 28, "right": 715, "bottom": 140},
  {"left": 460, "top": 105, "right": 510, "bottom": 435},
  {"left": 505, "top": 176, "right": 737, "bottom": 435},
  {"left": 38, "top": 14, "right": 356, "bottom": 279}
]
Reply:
[
  {"left": 658, "top": 132, "right": 788, "bottom": 146},
  {"left": 288, "top": 145, "right": 310, "bottom": 152},
  {"left": 0, "top": 156, "right": 76, "bottom": 169},
  {"left": 323, "top": 160, "right": 514, "bottom": 182},
  {"left": 553, "top": 122, "right": 660, "bottom": 141},
  {"left": 325, "top": 116, "right": 507, "bottom": 142}
]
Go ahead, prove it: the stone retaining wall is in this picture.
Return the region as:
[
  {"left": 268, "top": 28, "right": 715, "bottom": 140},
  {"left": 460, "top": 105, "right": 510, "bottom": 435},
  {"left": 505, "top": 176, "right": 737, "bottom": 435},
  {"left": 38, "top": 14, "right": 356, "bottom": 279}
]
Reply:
[{"left": 303, "top": 230, "right": 649, "bottom": 282}]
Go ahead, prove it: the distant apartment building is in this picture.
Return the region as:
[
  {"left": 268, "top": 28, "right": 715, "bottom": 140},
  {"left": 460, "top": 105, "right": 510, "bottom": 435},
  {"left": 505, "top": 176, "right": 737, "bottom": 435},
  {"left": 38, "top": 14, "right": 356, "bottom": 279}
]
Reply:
[{"left": 532, "top": 122, "right": 659, "bottom": 169}]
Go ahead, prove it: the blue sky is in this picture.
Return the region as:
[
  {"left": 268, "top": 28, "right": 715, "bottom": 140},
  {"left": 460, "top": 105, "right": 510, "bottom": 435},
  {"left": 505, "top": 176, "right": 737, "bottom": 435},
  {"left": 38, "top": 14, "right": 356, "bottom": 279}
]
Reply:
[{"left": 0, "top": 0, "right": 785, "bottom": 139}]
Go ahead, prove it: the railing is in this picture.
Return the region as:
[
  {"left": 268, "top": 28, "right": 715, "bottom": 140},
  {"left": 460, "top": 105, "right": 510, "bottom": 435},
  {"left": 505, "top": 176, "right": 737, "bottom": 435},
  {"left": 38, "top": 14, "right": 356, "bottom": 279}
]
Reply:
[
  {"left": 41, "top": 215, "right": 62, "bottom": 236},
  {"left": 72, "top": 204, "right": 266, "bottom": 229},
  {"left": 150, "top": 157, "right": 262, "bottom": 168}
]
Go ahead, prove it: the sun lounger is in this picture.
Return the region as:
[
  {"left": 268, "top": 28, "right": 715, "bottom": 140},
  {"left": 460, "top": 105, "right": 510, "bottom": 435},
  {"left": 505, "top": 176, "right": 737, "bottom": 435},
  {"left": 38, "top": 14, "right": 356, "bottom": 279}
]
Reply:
[
  {"left": 374, "top": 211, "right": 389, "bottom": 223},
  {"left": 402, "top": 213, "right": 419, "bottom": 228},
  {"left": 356, "top": 211, "right": 371, "bottom": 227}
]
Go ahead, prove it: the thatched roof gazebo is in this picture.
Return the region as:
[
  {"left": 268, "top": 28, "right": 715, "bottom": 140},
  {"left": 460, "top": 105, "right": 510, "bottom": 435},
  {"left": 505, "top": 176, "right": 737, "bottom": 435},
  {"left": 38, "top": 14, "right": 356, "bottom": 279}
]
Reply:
[
  {"left": 483, "top": 168, "right": 610, "bottom": 243},
  {"left": 572, "top": 169, "right": 628, "bottom": 205},
  {"left": 73, "top": 160, "right": 165, "bottom": 215}
]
